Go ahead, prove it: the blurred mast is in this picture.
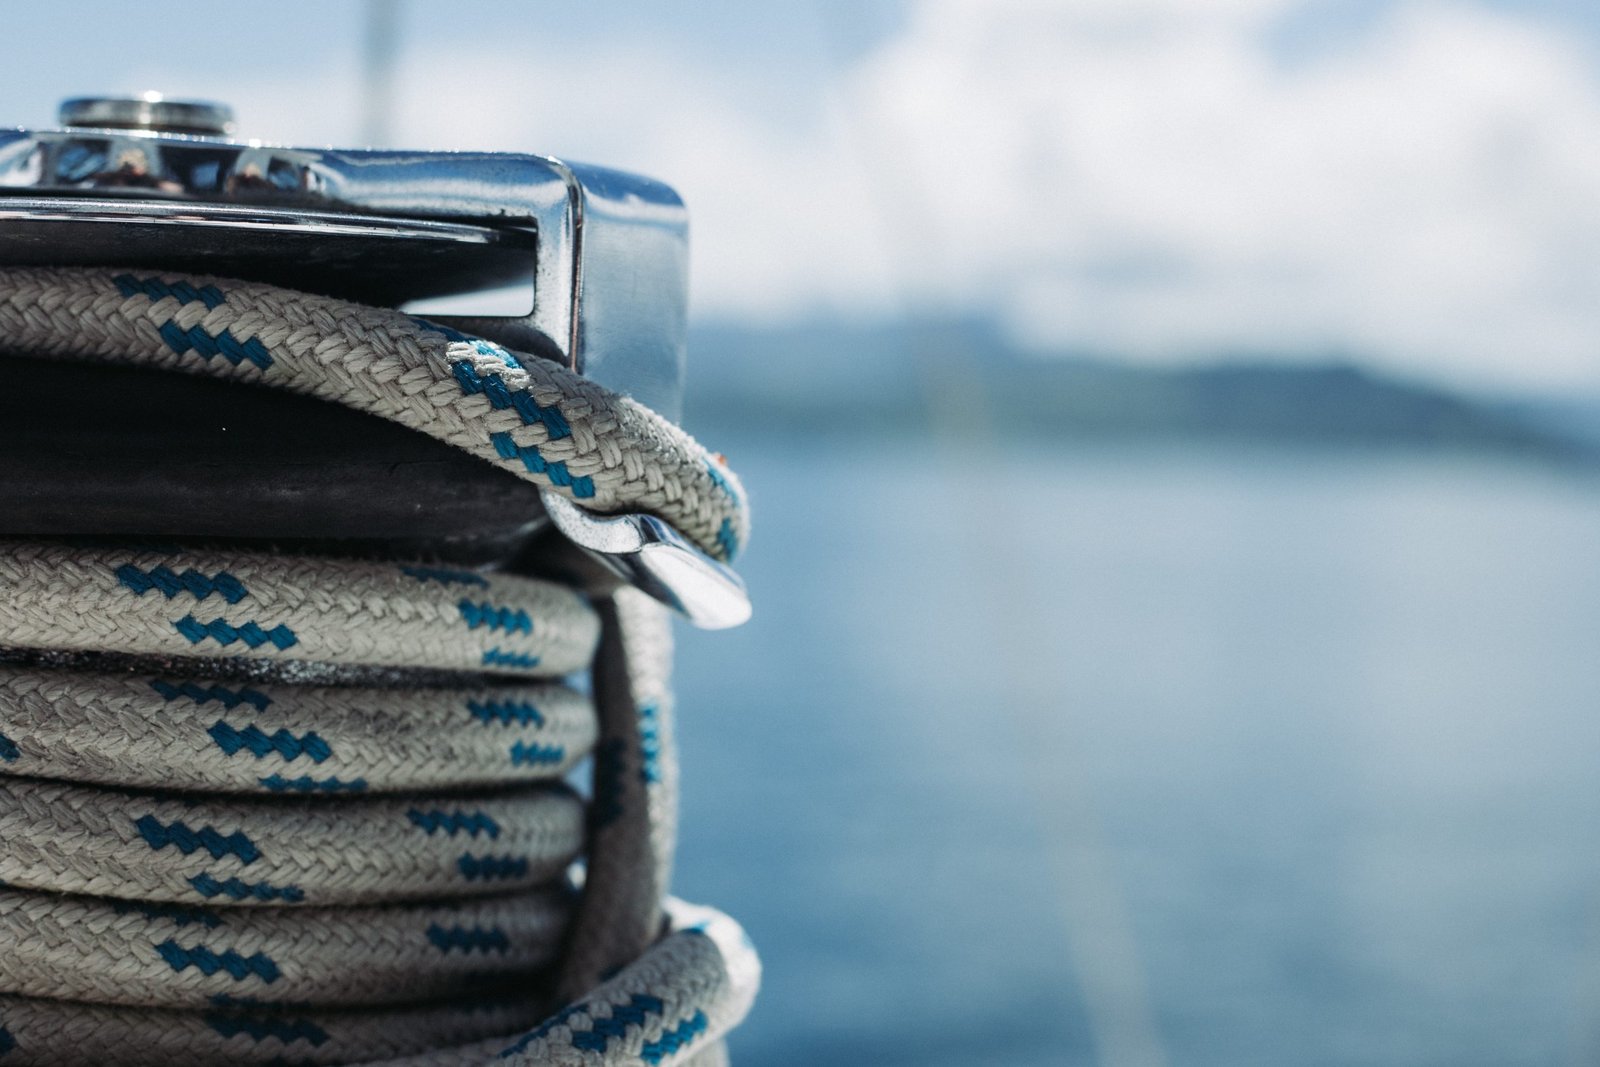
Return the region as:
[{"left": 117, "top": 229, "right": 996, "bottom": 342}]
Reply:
[{"left": 361, "top": 0, "right": 401, "bottom": 147}]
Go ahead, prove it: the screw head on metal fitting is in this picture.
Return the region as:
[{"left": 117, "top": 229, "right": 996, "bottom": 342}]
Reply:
[{"left": 59, "top": 92, "right": 235, "bottom": 136}]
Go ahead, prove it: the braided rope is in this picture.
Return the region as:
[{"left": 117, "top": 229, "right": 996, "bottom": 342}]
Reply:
[
  {"left": 0, "top": 886, "right": 571, "bottom": 1007},
  {"left": 0, "top": 669, "right": 595, "bottom": 793},
  {"left": 558, "top": 588, "right": 679, "bottom": 1002},
  {"left": 0, "top": 777, "right": 584, "bottom": 905},
  {"left": 0, "top": 542, "right": 598, "bottom": 677},
  {"left": 0, "top": 993, "right": 557, "bottom": 1067},
  {"left": 0, "top": 902, "right": 754, "bottom": 1066},
  {"left": 0, "top": 269, "right": 760, "bottom": 1065}
]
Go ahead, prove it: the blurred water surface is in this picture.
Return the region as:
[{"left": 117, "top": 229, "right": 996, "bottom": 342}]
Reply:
[{"left": 672, "top": 434, "right": 1600, "bottom": 1066}]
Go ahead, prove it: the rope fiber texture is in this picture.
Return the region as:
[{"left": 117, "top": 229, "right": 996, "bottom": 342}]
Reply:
[{"left": 0, "top": 269, "right": 759, "bottom": 1065}]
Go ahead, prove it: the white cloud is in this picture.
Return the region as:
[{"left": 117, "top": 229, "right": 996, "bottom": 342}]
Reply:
[
  {"left": 202, "top": 0, "right": 1600, "bottom": 390},
  {"left": 840, "top": 0, "right": 1600, "bottom": 390}
]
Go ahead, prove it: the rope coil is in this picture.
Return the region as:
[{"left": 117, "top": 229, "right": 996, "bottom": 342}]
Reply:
[
  {"left": 0, "top": 775, "right": 585, "bottom": 905},
  {"left": 0, "top": 669, "right": 596, "bottom": 794},
  {"left": 0, "top": 542, "right": 601, "bottom": 677},
  {"left": 0, "top": 269, "right": 759, "bottom": 1065},
  {"left": 0, "top": 886, "right": 572, "bottom": 1007}
]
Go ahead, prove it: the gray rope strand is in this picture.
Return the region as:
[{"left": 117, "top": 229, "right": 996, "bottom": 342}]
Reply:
[
  {"left": 0, "top": 542, "right": 598, "bottom": 677},
  {"left": 558, "top": 587, "right": 679, "bottom": 1002},
  {"left": 0, "top": 777, "right": 584, "bottom": 905},
  {"left": 493, "top": 901, "right": 759, "bottom": 1067},
  {"left": 0, "top": 993, "right": 558, "bottom": 1067},
  {"left": 0, "top": 886, "right": 572, "bottom": 1008},
  {"left": 31, "top": 908, "right": 757, "bottom": 1067},
  {"left": 0, "top": 669, "right": 595, "bottom": 794},
  {"left": 368, "top": 902, "right": 758, "bottom": 1067}
]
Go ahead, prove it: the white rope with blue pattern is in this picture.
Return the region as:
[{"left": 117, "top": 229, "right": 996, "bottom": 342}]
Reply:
[{"left": 0, "top": 269, "right": 759, "bottom": 1066}]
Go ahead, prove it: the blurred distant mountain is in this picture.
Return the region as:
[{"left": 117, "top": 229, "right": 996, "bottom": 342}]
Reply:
[
  {"left": 1495, "top": 396, "right": 1600, "bottom": 453},
  {"left": 685, "top": 318, "right": 1600, "bottom": 461}
]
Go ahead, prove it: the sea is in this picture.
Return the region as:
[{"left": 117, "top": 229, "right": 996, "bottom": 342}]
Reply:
[{"left": 668, "top": 433, "right": 1600, "bottom": 1066}]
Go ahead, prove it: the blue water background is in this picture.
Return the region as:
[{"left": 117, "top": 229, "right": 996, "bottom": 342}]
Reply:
[{"left": 671, "top": 434, "right": 1600, "bottom": 1066}]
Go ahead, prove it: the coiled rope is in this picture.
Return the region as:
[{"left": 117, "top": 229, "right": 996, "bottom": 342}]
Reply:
[{"left": 0, "top": 268, "right": 759, "bottom": 1066}]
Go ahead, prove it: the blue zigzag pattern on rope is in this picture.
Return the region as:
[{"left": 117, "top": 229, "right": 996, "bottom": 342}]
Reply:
[
  {"left": 135, "top": 815, "right": 259, "bottom": 864},
  {"left": 568, "top": 993, "right": 668, "bottom": 1056},
  {"left": 702, "top": 458, "right": 739, "bottom": 502},
  {"left": 116, "top": 564, "right": 247, "bottom": 603},
  {"left": 156, "top": 939, "right": 280, "bottom": 983},
  {"left": 482, "top": 648, "right": 540, "bottom": 670},
  {"left": 151, "top": 679, "right": 271, "bottom": 711},
  {"left": 400, "top": 565, "right": 488, "bottom": 587},
  {"left": 208, "top": 722, "right": 331, "bottom": 764},
  {"left": 451, "top": 362, "right": 570, "bottom": 438},
  {"left": 638, "top": 703, "right": 662, "bottom": 786},
  {"left": 158, "top": 320, "right": 272, "bottom": 370},
  {"left": 0, "top": 1023, "right": 14, "bottom": 1055},
  {"left": 205, "top": 1014, "right": 329, "bottom": 1047},
  {"left": 258, "top": 775, "right": 366, "bottom": 794},
  {"left": 407, "top": 809, "right": 501, "bottom": 839},
  {"left": 489, "top": 432, "right": 595, "bottom": 498},
  {"left": 426, "top": 924, "right": 511, "bottom": 955},
  {"left": 458, "top": 599, "right": 532, "bottom": 635},
  {"left": 703, "top": 459, "right": 742, "bottom": 559},
  {"left": 414, "top": 319, "right": 522, "bottom": 368},
  {"left": 189, "top": 872, "right": 305, "bottom": 904},
  {"left": 716, "top": 517, "right": 739, "bottom": 562},
  {"left": 115, "top": 273, "right": 226, "bottom": 309},
  {"left": 456, "top": 853, "right": 529, "bottom": 881},
  {"left": 467, "top": 699, "right": 545, "bottom": 727},
  {"left": 0, "top": 732, "right": 16, "bottom": 762},
  {"left": 174, "top": 615, "right": 297, "bottom": 651},
  {"left": 509, "top": 741, "right": 564, "bottom": 768},
  {"left": 639, "top": 1010, "right": 709, "bottom": 1065}
]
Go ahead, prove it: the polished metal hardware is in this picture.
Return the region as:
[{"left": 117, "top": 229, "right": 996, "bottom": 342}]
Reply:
[
  {"left": 60, "top": 93, "right": 235, "bottom": 136},
  {"left": 0, "top": 95, "right": 686, "bottom": 419},
  {"left": 0, "top": 95, "right": 750, "bottom": 628},
  {"left": 541, "top": 492, "right": 752, "bottom": 630}
]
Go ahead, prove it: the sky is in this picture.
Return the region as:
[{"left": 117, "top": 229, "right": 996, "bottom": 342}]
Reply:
[{"left": 5, "top": 0, "right": 1600, "bottom": 393}]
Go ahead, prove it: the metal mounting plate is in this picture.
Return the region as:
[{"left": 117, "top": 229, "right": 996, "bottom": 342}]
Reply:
[
  {"left": 0, "top": 197, "right": 537, "bottom": 309},
  {"left": 0, "top": 107, "right": 741, "bottom": 624},
  {"left": 0, "top": 124, "right": 689, "bottom": 418}
]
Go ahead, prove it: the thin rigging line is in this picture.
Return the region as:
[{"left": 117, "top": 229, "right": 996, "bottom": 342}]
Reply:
[{"left": 361, "top": 0, "right": 402, "bottom": 147}]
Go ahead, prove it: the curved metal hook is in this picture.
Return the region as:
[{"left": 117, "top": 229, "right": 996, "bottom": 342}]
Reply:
[{"left": 540, "top": 491, "right": 752, "bottom": 630}]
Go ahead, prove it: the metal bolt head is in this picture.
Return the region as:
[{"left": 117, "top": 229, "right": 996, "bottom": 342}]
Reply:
[{"left": 59, "top": 93, "right": 235, "bottom": 136}]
